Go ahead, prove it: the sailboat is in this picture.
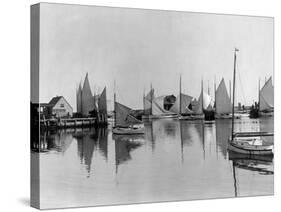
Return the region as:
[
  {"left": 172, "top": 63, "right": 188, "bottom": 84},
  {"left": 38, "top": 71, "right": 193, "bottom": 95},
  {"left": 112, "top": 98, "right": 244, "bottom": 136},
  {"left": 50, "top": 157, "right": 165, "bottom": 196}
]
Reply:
[
  {"left": 143, "top": 85, "right": 178, "bottom": 120},
  {"left": 228, "top": 48, "right": 273, "bottom": 156},
  {"left": 259, "top": 77, "right": 274, "bottom": 116},
  {"left": 202, "top": 80, "right": 215, "bottom": 123},
  {"left": 170, "top": 75, "right": 199, "bottom": 120},
  {"left": 142, "top": 86, "right": 154, "bottom": 120},
  {"left": 215, "top": 78, "right": 240, "bottom": 119},
  {"left": 112, "top": 89, "right": 144, "bottom": 135}
]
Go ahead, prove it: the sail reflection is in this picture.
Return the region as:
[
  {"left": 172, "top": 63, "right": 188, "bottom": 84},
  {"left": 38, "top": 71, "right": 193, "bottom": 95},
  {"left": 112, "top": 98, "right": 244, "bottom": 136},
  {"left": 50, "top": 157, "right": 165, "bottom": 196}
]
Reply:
[
  {"left": 75, "top": 128, "right": 108, "bottom": 175},
  {"left": 215, "top": 119, "right": 231, "bottom": 159},
  {"left": 113, "top": 134, "right": 144, "bottom": 173}
]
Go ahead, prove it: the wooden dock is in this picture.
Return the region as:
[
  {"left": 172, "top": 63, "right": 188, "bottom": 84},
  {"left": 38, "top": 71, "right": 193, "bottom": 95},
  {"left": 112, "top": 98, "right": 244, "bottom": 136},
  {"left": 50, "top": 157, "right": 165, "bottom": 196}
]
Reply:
[{"left": 40, "top": 116, "right": 107, "bottom": 129}]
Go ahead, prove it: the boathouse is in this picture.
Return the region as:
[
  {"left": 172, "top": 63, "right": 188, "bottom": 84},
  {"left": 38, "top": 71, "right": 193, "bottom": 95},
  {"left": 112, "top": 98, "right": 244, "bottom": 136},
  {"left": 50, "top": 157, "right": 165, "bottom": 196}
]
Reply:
[{"left": 47, "top": 96, "right": 73, "bottom": 118}]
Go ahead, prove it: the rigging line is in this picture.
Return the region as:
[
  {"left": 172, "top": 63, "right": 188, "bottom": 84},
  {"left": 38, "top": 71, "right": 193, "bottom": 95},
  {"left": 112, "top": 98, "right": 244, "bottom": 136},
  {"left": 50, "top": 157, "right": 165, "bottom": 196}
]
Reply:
[{"left": 237, "top": 64, "right": 247, "bottom": 105}]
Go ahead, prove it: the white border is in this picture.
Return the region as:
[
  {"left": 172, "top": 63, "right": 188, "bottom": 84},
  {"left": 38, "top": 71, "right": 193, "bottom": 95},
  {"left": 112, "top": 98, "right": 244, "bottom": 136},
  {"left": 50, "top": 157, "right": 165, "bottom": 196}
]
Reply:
[{"left": 0, "top": 0, "right": 279, "bottom": 211}]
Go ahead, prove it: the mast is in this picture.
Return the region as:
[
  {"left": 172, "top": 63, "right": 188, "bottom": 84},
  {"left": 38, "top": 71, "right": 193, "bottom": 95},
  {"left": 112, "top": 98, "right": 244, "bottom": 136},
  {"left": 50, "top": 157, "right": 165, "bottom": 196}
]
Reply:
[
  {"left": 258, "top": 78, "right": 260, "bottom": 111},
  {"left": 179, "top": 74, "right": 182, "bottom": 115},
  {"left": 150, "top": 83, "right": 153, "bottom": 115},
  {"left": 231, "top": 48, "right": 238, "bottom": 140},
  {"left": 114, "top": 80, "right": 116, "bottom": 128},
  {"left": 201, "top": 78, "right": 204, "bottom": 113},
  {"left": 229, "top": 80, "right": 231, "bottom": 104},
  {"left": 214, "top": 76, "right": 216, "bottom": 113}
]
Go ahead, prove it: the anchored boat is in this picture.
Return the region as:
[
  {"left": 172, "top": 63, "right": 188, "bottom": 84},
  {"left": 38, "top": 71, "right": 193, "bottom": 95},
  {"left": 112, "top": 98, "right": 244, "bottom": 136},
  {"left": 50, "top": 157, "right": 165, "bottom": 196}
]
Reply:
[
  {"left": 228, "top": 48, "right": 273, "bottom": 156},
  {"left": 113, "top": 85, "right": 144, "bottom": 135},
  {"left": 142, "top": 85, "right": 178, "bottom": 120}
]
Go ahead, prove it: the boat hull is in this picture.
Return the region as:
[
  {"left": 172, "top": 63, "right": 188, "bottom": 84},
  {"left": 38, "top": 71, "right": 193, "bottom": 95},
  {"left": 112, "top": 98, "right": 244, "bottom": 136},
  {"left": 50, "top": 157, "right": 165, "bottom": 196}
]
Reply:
[
  {"left": 149, "top": 114, "right": 178, "bottom": 120},
  {"left": 179, "top": 114, "right": 204, "bottom": 120},
  {"left": 112, "top": 127, "right": 145, "bottom": 135},
  {"left": 215, "top": 114, "right": 241, "bottom": 119},
  {"left": 228, "top": 140, "right": 273, "bottom": 156}
]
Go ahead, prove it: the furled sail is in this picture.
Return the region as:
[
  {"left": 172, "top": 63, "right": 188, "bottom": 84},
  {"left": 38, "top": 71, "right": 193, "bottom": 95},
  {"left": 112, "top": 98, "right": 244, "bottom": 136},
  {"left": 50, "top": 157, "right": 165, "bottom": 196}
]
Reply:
[
  {"left": 215, "top": 78, "right": 231, "bottom": 114},
  {"left": 152, "top": 95, "right": 173, "bottom": 115},
  {"left": 170, "top": 93, "right": 193, "bottom": 114},
  {"left": 115, "top": 102, "right": 142, "bottom": 127},
  {"left": 259, "top": 77, "right": 274, "bottom": 111},
  {"left": 143, "top": 89, "right": 154, "bottom": 115}
]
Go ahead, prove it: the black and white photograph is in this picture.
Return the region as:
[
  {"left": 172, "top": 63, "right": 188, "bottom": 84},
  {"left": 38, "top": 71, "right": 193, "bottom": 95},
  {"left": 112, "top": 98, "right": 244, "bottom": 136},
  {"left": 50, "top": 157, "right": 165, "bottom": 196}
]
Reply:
[{"left": 30, "top": 2, "right": 274, "bottom": 210}]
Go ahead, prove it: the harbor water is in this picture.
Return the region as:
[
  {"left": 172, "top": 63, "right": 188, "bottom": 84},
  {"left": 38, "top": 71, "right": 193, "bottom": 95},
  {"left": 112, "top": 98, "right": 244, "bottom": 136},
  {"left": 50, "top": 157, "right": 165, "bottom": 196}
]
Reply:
[{"left": 34, "top": 116, "right": 274, "bottom": 209}]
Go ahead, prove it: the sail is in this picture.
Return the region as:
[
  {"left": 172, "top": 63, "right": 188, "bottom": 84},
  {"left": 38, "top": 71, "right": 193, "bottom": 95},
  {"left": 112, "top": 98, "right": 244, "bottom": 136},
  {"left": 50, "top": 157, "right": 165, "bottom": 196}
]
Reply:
[
  {"left": 76, "top": 83, "right": 82, "bottom": 113},
  {"left": 215, "top": 78, "right": 232, "bottom": 114},
  {"left": 170, "top": 93, "right": 193, "bottom": 114},
  {"left": 193, "top": 91, "right": 213, "bottom": 114},
  {"left": 98, "top": 87, "right": 107, "bottom": 114},
  {"left": 115, "top": 102, "right": 142, "bottom": 127},
  {"left": 152, "top": 95, "right": 173, "bottom": 115},
  {"left": 143, "top": 89, "right": 154, "bottom": 115},
  {"left": 191, "top": 98, "right": 202, "bottom": 114},
  {"left": 260, "top": 77, "right": 274, "bottom": 111},
  {"left": 82, "top": 73, "right": 95, "bottom": 116},
  {"left": 203, "top": 92, "right": 214, "bottom": 111}
]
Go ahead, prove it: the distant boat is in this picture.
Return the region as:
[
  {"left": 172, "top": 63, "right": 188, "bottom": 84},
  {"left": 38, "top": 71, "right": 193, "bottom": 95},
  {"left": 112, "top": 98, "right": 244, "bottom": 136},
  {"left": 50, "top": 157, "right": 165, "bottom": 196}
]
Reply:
[
  {"left": 171, "top": 75, "right": 203, "bottom": 120},
  {"left": 201, "top": 81, "right": 215, "bottom": 123},
  {"left": 215, "top": 78, "right": 240, "bottom": 119},
  {"left": 112, "top": 87, "right": 144, "bottom": 135},
  {"left": 250, "top": 77, "right": 274, "bottom": 118},
  {"left": 259, "top": 77, "right": 274, "bottom": 116},
  {"left": 228, "top": 48, "right": 273, "bottom": 156},
  {"left": 143, "top": 85, "right": 178, "bottom": 120}
]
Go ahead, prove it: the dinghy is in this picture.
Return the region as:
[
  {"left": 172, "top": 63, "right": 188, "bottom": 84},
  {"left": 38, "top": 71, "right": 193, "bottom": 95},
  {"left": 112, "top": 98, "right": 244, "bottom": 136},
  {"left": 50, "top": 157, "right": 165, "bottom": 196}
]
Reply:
[{"left": 228, "top": 48, "right": 273, "bottom": 156}]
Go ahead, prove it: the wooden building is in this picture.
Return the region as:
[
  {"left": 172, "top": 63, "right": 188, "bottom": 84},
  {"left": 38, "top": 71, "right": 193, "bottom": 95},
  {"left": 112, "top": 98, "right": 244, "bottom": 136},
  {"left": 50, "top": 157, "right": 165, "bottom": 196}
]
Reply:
[{"left": 47, "top": 96, "right": 73, "bottom": 118}]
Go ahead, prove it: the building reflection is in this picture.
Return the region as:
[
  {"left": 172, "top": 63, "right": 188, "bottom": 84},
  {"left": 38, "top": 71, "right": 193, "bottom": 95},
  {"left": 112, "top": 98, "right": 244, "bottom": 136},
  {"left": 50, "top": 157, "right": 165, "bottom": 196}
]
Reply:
[{"left": 33, "top": 129, "right": 74, "bottom": 153}]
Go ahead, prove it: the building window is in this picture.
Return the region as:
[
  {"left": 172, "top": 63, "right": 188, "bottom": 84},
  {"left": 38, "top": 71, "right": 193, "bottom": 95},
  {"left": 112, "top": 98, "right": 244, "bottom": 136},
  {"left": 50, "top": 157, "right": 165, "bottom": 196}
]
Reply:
[{"left": 60, "top": 103, "right": 64, "bottom": 107}]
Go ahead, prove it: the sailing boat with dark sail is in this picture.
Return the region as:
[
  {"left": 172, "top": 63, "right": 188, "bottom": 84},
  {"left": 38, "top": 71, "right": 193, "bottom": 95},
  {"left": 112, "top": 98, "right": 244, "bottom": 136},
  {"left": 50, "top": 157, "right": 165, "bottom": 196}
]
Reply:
[
  {"left": 228, "top": 48, "right": 273, "bottom": 156},
  {"left": 113, "top": 88, "right": 144, "bottom": 135}
]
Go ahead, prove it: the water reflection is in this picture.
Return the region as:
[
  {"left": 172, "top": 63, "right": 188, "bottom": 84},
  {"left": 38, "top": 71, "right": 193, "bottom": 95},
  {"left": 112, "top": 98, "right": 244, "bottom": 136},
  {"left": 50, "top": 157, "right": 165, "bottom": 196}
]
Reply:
[
  {"left": 113, "top": 134, "right": 144, "bottom": 173},
  {"left": 37, "top": 116, "right": 274, "bottom": 208},
  {"left": 74, "top": 128, "right": 108, "bottom": 175}
]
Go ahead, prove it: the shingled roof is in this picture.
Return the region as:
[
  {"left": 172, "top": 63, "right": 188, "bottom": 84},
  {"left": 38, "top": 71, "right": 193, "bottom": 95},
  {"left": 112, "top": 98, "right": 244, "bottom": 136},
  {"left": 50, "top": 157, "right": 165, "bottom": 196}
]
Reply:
[{"left": 48, "top": 96, "right": 63, "bottom": 107}]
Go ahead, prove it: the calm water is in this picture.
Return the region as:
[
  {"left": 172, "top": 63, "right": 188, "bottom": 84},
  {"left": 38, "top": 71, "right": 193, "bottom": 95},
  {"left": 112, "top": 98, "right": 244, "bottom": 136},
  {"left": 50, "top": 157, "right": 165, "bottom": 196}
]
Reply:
[{"left": 34, "top": 116, "right": 274, "bottom": 209}]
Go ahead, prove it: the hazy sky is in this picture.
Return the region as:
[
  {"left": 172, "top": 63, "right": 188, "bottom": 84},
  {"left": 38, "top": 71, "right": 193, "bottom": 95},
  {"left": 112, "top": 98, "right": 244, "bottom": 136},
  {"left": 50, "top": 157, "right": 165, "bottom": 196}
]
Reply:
[{"left": 39, "top": 3, "right": 273, "bottom": 111}]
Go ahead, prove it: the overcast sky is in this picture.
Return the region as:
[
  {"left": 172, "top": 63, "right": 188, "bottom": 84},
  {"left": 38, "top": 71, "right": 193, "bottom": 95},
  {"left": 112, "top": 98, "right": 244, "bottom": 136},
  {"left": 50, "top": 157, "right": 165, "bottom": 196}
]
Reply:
[{"left": 39, "top": 3, "right": 273, "bottom": 111}]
